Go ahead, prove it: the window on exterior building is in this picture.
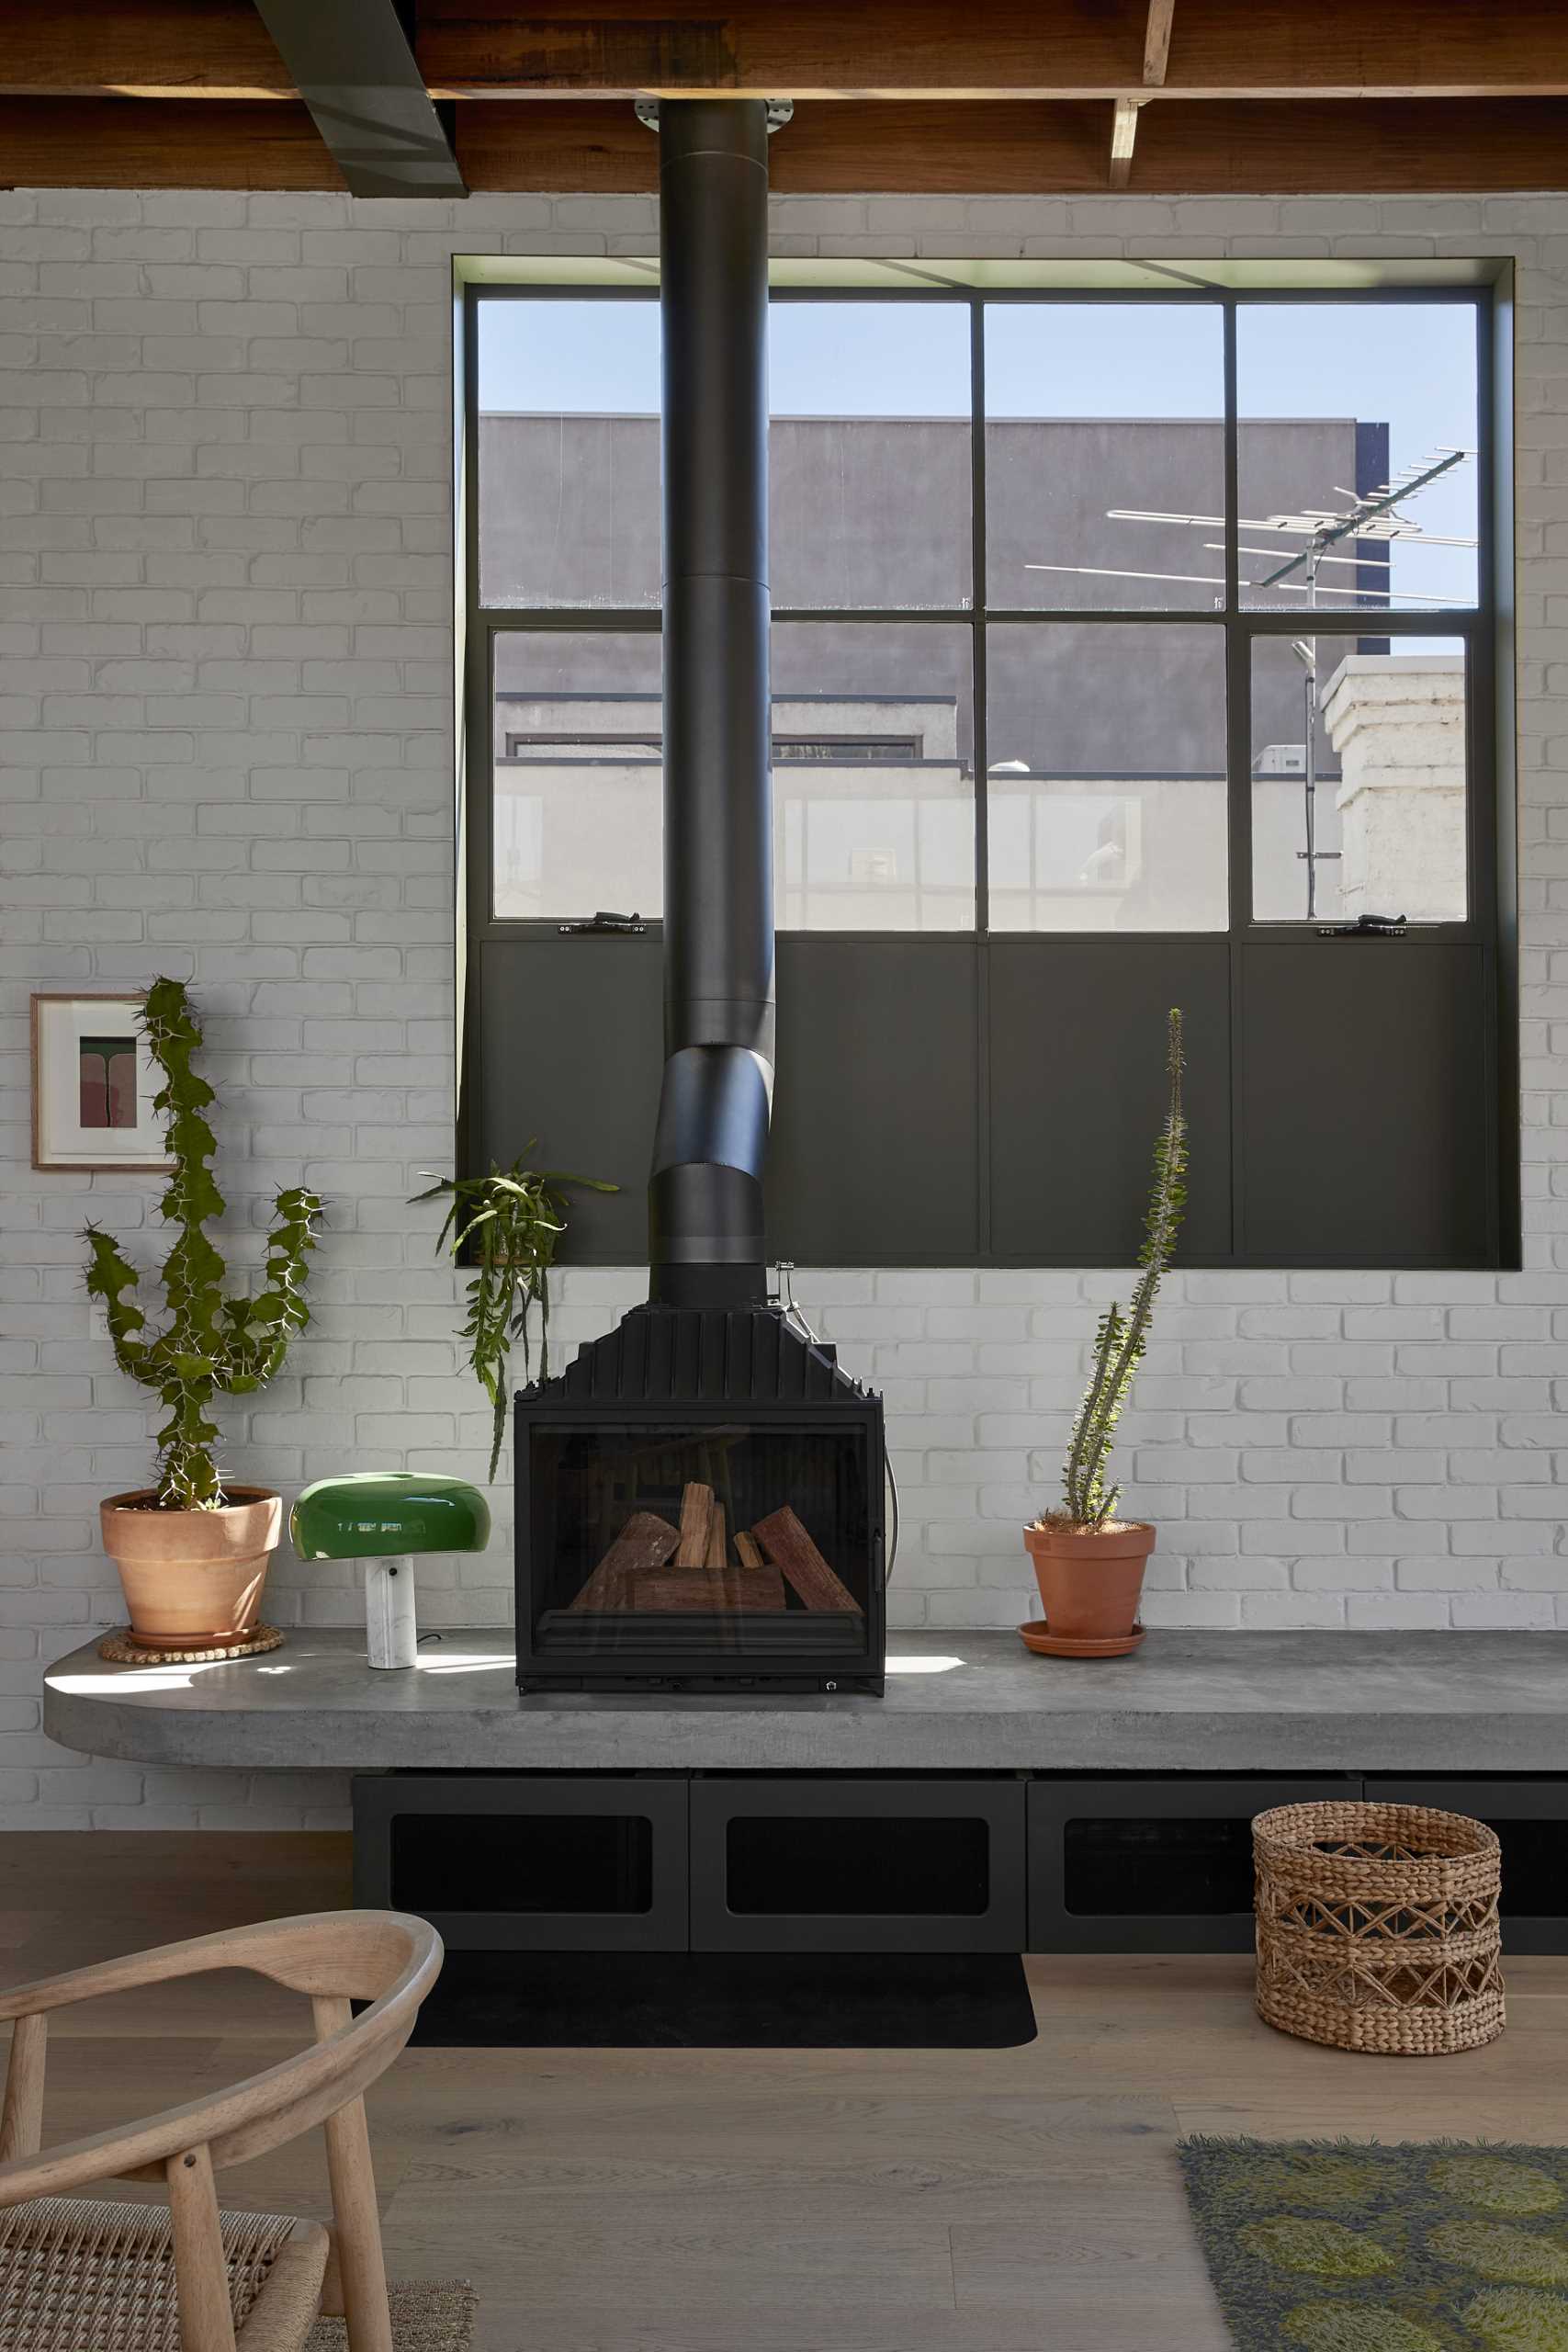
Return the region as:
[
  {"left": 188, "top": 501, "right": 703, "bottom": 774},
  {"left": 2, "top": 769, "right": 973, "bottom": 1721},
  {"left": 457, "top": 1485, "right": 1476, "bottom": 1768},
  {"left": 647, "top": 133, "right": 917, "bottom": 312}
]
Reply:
[
  {"left": 771, "top": 736, "right": 922, "bottom": 763},
  {"left": 465, "top": 281, "right": 1505, "bottom": 1271}
]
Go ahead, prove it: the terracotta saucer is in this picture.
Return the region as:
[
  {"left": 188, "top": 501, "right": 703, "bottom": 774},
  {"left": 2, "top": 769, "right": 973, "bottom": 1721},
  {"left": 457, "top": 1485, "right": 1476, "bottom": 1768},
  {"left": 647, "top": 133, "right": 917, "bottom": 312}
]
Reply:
[{"left": 1017, "top": 1620, "right": 1145, "bottom": 1659}]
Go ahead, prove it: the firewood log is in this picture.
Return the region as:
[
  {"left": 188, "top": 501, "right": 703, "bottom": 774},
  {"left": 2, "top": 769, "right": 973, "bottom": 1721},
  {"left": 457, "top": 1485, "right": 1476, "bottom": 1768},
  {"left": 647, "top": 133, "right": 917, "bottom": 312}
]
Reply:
[
  {"left": 750, "top": 1506, "right": 863, "bottom": 1614},
  {"left": 729, "top": 1529, "right": 788, "bottom": 1607},
  {"left": 705, "top": 1501, "right": 728, "bottom": 1570},
  {"left": 632, "top": 1571, "right": 716, "bottom": 1611},
  {"left": 676, "top": 1480, "right": 714, "bottom": 1567},
  {"left": 567, "top": 1510, "right": 681, "bottom": 1611},
  {"left": 636, "top": 1568, "right": 787, "bottom": 1612}
]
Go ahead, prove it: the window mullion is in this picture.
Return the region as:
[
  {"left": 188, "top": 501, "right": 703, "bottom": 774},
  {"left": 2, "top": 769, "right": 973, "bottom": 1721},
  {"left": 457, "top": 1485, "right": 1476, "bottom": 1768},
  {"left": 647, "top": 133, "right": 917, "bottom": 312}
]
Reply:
[
  {"left": 972, "top": 293, "right": 988, "bottom": 939},
  {"left": 1223, "top": 300, "right": 1250, "bottom": 942},
  {"left": 1223, "top": 297, "right": 1241, "bottom": 617}
]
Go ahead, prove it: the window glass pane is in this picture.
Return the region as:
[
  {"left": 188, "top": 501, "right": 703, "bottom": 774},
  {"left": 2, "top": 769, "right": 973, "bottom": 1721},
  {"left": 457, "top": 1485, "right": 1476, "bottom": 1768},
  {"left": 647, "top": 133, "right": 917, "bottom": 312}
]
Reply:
[
  {"left": 494, "top": 625, "right": 976, "bottom": 929},
  {"left": 769, "top": 302, "right": 971, "bottom": 610},
  {"left": 984, "top": 303, "right": 1225, "bottom": 612},
  {"left": 987, "top": 624, "right": 1226, "bottom": 931},
  {"left": 1237, "top": 302, "right": 1479, "bottom": 615},
  {"left": 478, "top": 298, "right": 660, "bottom": 608},
  {"left": 772, "top": 624, "right": 974, "bottom": 930},
  {"left": 1250, "top": 632, "right": 1468, "bottom": 923},
  {"left": 492, "top": 632, "right": 662, "bottom": 919}
]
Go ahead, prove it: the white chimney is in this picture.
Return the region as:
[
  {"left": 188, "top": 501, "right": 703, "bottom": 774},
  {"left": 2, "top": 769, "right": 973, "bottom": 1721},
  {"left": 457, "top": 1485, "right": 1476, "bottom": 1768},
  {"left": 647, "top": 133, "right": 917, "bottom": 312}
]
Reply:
[{"left": 1321, "top": 654, "right": 1467, "bottom": 921}]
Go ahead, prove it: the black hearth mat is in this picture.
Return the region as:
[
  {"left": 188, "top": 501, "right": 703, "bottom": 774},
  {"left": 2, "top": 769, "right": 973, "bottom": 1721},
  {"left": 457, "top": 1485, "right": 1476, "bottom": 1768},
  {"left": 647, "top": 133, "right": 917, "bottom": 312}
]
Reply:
[{"left": 410, "top": 1950, "right": 1038, "bottom": 2049}]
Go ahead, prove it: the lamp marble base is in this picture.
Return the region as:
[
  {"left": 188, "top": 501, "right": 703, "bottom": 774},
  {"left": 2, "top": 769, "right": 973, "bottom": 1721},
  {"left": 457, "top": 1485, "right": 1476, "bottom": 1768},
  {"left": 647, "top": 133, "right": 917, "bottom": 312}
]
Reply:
[{"left": 365, "top": 1556, "right": 417, "bottom": 1670}]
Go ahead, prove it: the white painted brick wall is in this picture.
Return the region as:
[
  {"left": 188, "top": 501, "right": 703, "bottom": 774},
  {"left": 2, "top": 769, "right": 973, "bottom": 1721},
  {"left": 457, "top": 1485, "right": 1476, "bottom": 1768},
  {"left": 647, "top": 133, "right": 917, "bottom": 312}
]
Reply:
[{"left": 4, "top": 187, "right": 1567, "bottom": 1826}]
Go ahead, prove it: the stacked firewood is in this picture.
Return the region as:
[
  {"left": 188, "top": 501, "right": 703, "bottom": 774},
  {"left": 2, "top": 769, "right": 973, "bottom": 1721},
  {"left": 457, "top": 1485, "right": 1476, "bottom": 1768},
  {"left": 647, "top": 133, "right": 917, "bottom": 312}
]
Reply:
[{"left": 568, "top": 1484, "right": 863, "bottom": 1615}]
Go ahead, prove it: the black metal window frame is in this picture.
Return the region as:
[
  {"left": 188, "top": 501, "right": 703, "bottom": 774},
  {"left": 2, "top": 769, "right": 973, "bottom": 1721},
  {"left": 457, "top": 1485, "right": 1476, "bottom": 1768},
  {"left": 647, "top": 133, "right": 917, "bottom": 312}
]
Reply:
[{"left": 461, "top": 278, "right": 1513, "bottom": 1270}]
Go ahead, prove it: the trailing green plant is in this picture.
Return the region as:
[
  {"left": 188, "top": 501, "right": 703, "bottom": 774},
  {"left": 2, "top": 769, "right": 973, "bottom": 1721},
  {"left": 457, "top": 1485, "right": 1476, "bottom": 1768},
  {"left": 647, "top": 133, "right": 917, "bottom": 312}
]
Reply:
[
  {"left": 1054, "top": 1005, "right": 1188, "bottom": 1531},
  {"left": 412, "top": 1150, "right": 617, "bottom": 1482},
  {"left": 83, "top": 977, "right": 324, "bottom": 1510}
]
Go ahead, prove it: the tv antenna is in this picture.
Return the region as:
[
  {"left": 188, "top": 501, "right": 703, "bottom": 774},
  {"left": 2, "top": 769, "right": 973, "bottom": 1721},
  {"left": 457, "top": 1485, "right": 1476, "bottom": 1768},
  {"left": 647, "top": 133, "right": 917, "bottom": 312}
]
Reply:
[
  {"left": 1025, "top": 446, "right": 1478, "bottom": 607},
  {"left": 1021, "top": 444, "right": 1477, "bottom": 918}
]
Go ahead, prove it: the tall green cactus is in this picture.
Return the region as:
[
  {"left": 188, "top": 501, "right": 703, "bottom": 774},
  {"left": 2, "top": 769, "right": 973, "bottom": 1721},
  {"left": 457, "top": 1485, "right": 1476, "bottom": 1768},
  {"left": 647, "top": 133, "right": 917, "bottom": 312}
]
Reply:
[
  {"left": 83, "top": 977, "right": 324, "bottom": 1510},
  {"left": 1058, "top": 1006, "right": 1188, "bottom": 1530}
]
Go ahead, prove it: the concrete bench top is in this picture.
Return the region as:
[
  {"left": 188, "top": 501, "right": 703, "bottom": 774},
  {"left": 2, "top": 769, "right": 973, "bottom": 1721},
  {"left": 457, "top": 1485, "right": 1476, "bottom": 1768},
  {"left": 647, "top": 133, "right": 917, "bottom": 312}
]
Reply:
[{"left": 41, "top": 1627, "right": 1568, "bottom": 1775}]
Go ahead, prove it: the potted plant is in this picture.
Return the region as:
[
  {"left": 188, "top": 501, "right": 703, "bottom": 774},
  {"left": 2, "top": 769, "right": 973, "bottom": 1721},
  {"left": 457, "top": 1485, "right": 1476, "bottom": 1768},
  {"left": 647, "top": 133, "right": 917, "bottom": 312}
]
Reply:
[
  {"left": 412, "top": 1148, "right": 616, "bottom": 1481},
  {"left": 84, "top": 978, "right": 323, "bottom": 1651},
  {"left": 1024, "top": 1006, "right": 1187, "bottom": 1657}
]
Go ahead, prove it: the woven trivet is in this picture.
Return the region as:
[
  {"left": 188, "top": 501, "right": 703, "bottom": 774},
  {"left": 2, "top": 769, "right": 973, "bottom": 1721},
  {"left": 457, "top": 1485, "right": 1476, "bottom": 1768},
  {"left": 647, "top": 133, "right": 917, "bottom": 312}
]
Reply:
[{"left": 96, "top": 1623, "right": 286, "bottom": 1665}]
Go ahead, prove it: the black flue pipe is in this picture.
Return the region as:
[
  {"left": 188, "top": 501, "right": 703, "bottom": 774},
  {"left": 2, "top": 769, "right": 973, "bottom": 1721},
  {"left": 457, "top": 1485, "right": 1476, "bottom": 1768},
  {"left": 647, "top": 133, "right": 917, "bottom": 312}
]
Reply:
[{"left": 648, "top": 98, "right": 775, "bottom": 1308}]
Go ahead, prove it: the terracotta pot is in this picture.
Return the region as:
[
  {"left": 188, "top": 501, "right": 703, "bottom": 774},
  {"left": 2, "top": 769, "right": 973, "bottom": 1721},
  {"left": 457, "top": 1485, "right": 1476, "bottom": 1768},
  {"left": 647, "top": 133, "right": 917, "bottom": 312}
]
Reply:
[
  {"left": 99, "top": 1487, "right": 281, "bottom": 1648},
  {"left": 1023, "top": 1519, "right": 1156, "bottom": 1643}
]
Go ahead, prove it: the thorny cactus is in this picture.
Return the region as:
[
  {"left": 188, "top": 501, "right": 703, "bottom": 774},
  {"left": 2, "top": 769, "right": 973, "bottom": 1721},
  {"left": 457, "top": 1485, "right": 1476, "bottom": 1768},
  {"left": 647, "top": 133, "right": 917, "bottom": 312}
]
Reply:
[
  {"left": 83, "top": 977, "right": 323, "bottom": 1510},
  {"left": 1055, "top": 1006, "right": 1188, "bottom": 1531}
]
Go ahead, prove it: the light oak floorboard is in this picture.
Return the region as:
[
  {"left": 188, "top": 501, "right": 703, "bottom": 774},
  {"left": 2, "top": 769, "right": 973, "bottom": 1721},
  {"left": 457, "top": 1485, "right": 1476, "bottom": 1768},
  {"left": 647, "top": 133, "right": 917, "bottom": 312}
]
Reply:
[{"left": 6, "top": 1836, "right": 1568, "bottom": 2352}]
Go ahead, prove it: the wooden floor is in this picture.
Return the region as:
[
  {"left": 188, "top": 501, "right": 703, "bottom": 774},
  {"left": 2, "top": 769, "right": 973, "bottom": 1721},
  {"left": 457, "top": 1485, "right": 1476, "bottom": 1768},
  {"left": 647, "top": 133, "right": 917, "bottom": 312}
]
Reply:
[{"left": 6, "top": 1834, "right": 1567, "bottom": 2352}]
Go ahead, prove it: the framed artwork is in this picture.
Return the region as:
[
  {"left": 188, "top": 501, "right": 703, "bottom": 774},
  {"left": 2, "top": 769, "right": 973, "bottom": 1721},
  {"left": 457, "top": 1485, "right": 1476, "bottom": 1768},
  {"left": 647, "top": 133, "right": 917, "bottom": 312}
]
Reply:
[{"left": 30, "top": 993, "right": 172, "bottom": 1171}]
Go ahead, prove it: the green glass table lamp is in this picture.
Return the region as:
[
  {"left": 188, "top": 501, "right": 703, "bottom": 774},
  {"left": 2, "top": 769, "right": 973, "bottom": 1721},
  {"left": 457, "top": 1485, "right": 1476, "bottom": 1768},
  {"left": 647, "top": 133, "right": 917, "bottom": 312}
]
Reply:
[{"left": 290, "top": 1473, "right": 491, "bottom": 1669}]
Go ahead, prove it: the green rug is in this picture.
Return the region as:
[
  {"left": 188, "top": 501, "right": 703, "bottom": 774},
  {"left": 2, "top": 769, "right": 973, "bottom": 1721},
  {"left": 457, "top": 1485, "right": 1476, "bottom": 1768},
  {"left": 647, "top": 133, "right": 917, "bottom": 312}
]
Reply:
[{"left": 1179, "top": 2139, "right": 1568, "bottom": 2351}]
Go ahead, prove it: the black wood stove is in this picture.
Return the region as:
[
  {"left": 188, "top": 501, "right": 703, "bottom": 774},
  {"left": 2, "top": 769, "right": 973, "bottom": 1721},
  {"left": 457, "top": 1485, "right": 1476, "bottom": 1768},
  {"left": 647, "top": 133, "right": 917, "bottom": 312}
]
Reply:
[
  {"left": 514, "top": 1305, "right": 886, "bottom": 1693},
  {"left": 513, "top": 98, "right": 887, "bottom": 1694}
]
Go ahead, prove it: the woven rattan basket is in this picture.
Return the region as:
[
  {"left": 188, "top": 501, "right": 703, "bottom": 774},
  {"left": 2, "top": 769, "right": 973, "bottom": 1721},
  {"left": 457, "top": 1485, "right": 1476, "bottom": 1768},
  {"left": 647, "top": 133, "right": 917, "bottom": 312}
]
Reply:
[{"left": 1253, "top": 1798, "right": 1504, "bottom": 2056}]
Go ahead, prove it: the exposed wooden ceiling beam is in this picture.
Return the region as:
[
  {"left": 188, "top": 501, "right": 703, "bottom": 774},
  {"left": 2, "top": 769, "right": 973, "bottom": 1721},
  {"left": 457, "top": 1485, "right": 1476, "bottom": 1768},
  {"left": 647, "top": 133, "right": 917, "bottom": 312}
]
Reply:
[
  {"left": 0, "top": 1, "right": 296, "bottom": 98},
  {"left": 424, "top": 0, "right": 1568, "bottom": 101},
  {"left": 1108, "top": 97, "right": 1142, "bottom": 190},
  {"left": 0, "top": 96, "right": 339, "bottom": 185},
  {"left": 1111, "top": 0, "right": 1173, "bottom": 187},
  {"left": 4, "top": 0, "right": 1567, "bottom": 103},
  {"left": 1143, "top": 0, "right": 1178, "bottom": 89},
  {"left": 6, "top": 90, "right": 1567, "bottom": 195},
  {"left": 250, "top": 0, "right": 465, "bottom": 197},
  {"left": 457, "top": 96, "right": 1568, "bottom": 197}
]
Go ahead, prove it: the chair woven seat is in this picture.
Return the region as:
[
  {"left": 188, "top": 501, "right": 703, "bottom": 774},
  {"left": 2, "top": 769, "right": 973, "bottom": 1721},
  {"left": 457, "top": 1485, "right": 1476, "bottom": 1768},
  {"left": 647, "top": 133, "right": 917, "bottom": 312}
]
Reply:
[{"left": 0, "top": 2195, "right": 327, "bottom": 2351}]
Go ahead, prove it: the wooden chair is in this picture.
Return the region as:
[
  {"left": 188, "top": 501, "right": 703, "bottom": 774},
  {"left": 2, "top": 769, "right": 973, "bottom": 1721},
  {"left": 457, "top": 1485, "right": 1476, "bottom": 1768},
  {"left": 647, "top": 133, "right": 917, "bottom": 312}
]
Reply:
[{"left": 0, "top": 1908, "right": 442, "bottom": 2351}]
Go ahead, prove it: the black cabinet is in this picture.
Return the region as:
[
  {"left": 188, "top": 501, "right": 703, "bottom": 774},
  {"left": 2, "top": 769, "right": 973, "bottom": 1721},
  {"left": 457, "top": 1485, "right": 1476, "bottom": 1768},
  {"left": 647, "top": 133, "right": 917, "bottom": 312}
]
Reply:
[
  {"left": 1027, "top": 1775, "right": 1359, "bottom": 1953},
  {"left": 356, "top": 1770, "right": 1568, "bottom": 1959},
  {"left": 354, "top": 1773, "right": 689, "bottom": 1952},
  {"left": 356, "top": 1770, "right": 1026, "bottom": 1955},
  {"left": 690, "top": 1777, "right": 1027, "bottom": 1953}
]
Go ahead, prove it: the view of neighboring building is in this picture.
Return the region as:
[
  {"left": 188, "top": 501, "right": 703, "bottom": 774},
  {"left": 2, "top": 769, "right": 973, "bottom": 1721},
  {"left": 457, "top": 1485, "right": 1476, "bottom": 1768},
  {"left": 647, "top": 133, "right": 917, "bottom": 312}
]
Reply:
[{"left": 482, "top": 413, "right": 1466, "bottom": 930}]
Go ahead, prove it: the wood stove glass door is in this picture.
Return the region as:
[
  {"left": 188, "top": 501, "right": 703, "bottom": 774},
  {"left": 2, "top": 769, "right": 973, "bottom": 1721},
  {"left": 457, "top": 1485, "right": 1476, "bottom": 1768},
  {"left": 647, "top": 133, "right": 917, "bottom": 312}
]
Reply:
[{"left": 526, "top": 1419, "right": 874, "bottom": 1670}]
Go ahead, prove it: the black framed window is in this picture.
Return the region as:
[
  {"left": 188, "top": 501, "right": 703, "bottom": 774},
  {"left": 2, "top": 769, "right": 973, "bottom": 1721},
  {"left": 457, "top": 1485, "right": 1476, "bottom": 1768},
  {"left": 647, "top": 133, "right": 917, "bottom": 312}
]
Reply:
[{"left": 462, "top": 281, "right": 1510, "bottom": 1271}]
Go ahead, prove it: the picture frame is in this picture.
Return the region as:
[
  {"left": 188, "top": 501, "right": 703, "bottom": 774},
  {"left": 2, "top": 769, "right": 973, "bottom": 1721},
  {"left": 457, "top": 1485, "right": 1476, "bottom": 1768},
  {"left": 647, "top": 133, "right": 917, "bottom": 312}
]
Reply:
[{"left": 30, "top": 993, "right": 173, "bottom": 1172}]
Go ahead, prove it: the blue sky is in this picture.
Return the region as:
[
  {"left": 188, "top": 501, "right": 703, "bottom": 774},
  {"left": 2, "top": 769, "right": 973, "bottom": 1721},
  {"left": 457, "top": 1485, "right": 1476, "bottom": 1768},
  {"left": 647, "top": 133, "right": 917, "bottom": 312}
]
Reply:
[{"left": 479, "top": 296, "right": 1479, "bottom": 605}]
